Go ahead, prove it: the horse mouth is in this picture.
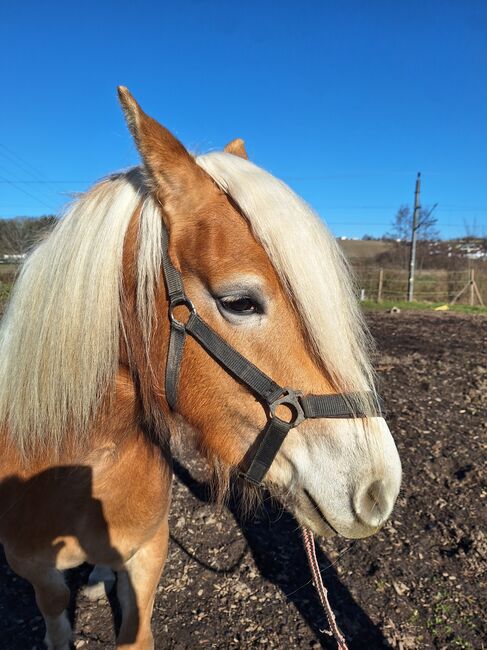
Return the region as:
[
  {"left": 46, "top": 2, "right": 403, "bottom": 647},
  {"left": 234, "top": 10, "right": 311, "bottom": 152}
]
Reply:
[{"left": 299, "top": 489, "right": 340, "bottom": 537}]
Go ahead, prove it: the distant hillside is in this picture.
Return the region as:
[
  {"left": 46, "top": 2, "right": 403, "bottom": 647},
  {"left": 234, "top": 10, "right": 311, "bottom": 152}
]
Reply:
[
  {"left": 337, "top": 239, "right": 395, "bottom": 261},
  {"left": 337, "top": 236, "right": 487, "bottom": 270}
]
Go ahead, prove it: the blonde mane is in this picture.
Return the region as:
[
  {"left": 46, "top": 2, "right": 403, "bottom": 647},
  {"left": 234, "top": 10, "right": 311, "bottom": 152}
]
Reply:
[
  {"left": 0, "top": 153, "right": 375, "bottom": 458},
  {"left": 0, "top": 169, "right": 161, "bottom": 457},
  {"left": 197, "top": 153, "right": 376, "bottom": 403}
]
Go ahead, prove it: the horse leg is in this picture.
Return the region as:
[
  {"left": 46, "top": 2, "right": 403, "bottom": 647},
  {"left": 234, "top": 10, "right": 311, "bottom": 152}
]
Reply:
[
  {"left": 5, "top": 552, "right": 71, "bottom": 650},
  {"left": 116, "top": 517, "right": 169, "bottom": 650},
  {"left": 83, "top": 564, "right": 117, "bottom": 601}
]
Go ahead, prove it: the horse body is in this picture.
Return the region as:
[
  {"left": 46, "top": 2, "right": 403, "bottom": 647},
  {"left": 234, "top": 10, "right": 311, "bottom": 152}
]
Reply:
[
  {"left": 0, "top": 370, "right": 171, "bottom": 648},
  {"left": 0, "top": 88, "right": 401, "bottom": 649}
]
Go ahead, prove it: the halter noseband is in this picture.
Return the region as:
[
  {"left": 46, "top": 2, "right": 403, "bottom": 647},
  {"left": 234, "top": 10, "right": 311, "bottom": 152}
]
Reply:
[{"left": 161, "top": 229, "right": 379, "bottom": 486}]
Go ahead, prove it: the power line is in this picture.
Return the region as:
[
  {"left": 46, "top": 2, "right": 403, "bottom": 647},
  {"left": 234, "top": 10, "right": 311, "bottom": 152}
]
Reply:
[
  {"left": 0, "top": 143, "right": 75, "bottom": 201},
  {"left": 319, "top": 206, "right": 487, "bottom": 212},
  {"left": 0, "top": 164, "right": 59, "bottom": 211},
  {"left": 2, "top": 185, "right": 487, "bottom": 214},
  {"left": 0, "top": 175, "right": 55, "bottom": 211},
  {"left": 0, "top": 143, "right": 53, "bottom": 183},
  {"left": 326, "top": 222, "right": 477, "bottom": 229},
  {"left": 0, "top": 180, "right": 90, "bottom": 184},
  {"left": 284, "top": 171, "right": 487, "bottom": 180}
]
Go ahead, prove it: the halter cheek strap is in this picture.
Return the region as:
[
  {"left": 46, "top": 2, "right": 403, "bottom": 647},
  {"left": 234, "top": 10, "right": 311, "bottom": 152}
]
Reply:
[{"left": 161, "top": 229, "right": 379, "bottom": 486}]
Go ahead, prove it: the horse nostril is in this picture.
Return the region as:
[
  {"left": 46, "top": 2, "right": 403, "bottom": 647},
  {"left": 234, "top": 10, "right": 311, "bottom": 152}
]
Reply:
[{"left": 353, "top": 479, "right": 392, "bottom": 529}]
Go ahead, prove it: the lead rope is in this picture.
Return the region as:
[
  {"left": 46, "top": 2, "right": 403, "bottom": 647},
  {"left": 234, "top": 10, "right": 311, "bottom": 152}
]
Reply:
[{"left": 302, "top": 527, "right": 349, "bottom": 650}]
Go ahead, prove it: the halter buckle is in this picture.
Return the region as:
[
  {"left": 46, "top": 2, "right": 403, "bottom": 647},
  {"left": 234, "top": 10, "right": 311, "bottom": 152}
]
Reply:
[
  {"left": 269, "top": 388, "right": 305, "bottom": 427},
  {"left": 169, "top": 295, "right": 196, "bottom": 330}
]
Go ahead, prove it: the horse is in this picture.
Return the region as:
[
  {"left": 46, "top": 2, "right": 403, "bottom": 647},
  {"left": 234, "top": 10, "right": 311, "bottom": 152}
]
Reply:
[{"left": 0, "top": 87, "right": 401, "bottom": 649}]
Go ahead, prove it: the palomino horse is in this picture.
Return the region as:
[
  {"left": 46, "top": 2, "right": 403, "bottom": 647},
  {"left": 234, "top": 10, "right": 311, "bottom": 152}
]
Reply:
[{"left": 0, "top": 87, "right": 401, "bottom": 649}]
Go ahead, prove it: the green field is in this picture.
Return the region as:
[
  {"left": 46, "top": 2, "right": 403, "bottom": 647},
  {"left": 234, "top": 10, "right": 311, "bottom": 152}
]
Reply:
[{"left": 362, "top": 299, "right": 487, "bottom": 315}]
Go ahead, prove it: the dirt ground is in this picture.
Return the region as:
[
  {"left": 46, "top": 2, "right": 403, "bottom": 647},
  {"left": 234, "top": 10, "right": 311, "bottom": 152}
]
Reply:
[{"left": 0, "top": 311, "right": 486, "bottom": 649}]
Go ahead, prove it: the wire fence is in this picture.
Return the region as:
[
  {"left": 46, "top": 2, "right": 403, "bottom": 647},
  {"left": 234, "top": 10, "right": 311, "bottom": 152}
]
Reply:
[{"left": 353, "top": 267, "right": 487, "bottom": 305}]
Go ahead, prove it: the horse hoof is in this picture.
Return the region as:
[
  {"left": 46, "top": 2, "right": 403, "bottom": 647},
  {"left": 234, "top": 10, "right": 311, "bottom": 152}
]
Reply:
[{"left": 81, "top": 581, "right": 107, "bottom": 601}]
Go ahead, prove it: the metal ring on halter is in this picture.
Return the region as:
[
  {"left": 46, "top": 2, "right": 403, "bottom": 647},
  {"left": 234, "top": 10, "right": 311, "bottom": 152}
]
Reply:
[
  {"left": 268, "top": 388, "right": 305, "bottom": 427},
  {"left": 169, "top": 296, "right": 196, "bottom": 330}
]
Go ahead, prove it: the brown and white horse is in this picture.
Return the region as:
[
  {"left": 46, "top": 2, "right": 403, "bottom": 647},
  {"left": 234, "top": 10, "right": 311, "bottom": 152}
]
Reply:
[{"left": 0, "top": 88, "right": 401, "bottom": 649}]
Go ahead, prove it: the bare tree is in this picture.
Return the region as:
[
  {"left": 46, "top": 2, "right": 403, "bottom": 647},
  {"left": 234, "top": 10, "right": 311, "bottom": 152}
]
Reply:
[
  {"left": 0, "top": 217, "right": 57, "bottom": 257},
  {"left": 384, "top": 204, "right": 440, "bottom": 269}
]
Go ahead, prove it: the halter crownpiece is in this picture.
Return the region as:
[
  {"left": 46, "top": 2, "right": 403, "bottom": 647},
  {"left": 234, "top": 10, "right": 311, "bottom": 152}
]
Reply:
[{"left": 161, "top": 228, "right": 380, "bottom": 485}]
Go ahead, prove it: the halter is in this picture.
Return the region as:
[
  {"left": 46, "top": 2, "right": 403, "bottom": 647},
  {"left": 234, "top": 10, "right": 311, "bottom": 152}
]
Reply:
[{"left": 161, "top": 229, "right": 378, "bottom": 486}]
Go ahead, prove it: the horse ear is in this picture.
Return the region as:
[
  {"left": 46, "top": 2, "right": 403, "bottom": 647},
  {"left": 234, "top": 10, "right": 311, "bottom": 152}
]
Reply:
[
  {"left": 117, "top": 86, "right": 210, "bottom": 215},
  {"left": 224, "top": 138, "right": 248, "bottom": 160}
]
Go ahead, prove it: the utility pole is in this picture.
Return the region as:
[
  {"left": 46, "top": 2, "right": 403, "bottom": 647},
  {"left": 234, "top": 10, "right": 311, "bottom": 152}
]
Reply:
[{"left": 407, "top": 173, "right": 421, "bottom": 302}]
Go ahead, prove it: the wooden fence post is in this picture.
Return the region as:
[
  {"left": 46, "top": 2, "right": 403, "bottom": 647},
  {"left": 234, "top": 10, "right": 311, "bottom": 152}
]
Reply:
[
  {"left": 377, "top": 268, "right": 383, "bottom": 303},
  {"left": 450, "top": 268, "right": 484, "bottom": 307}
]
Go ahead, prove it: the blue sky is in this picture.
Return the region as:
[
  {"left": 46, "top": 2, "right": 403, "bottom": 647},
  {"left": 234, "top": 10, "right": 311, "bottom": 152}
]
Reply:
[{"left": 1, "top": 1, "right": 486, "bottom": 239}]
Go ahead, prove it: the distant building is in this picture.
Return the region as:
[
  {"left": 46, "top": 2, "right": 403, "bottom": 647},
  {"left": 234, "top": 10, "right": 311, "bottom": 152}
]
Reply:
[{"left": 0, "top": 254, "right": 26, "bottom": 263}]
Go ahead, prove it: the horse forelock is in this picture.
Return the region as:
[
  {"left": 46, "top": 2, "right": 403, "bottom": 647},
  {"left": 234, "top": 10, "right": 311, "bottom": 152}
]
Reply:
[{"left": 196, "top": 152, "right": 377, "bottom": 408}]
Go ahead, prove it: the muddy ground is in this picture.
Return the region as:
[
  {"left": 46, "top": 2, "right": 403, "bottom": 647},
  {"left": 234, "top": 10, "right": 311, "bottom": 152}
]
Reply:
[{"left": 0, "top": 311, "right": 486, "bottom": 649}]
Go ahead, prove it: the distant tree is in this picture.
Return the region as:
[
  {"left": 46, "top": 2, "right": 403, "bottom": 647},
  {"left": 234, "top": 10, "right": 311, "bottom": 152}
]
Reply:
[
  {"left": 385, "top": 205, "right": 410, "bottom": 243},
  {"left": 362, "top": 234, "right": 375, "bottom": 240},
  {"left": 0, "top": 216, "right": 57, "bottom": 257},
  {"left": 386, "top": 204, "right": 439, "bottom": 243},
  {"left": 382, "top": 204, "right": 440, "bottom": 269},
  {"left": 463, "top": 217, "right": 487, "bottom": 241}
]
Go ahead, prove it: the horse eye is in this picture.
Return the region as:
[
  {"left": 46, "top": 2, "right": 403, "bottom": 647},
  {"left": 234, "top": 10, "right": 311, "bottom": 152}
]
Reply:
[{"left": 220, "top": 296, "right": 258, "bottom": 314}]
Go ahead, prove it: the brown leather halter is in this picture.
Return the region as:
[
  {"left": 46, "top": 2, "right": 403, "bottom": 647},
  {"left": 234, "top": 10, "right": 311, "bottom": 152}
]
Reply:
[{"left": 161, "top": 229, "right": 379, "bottom": 485}]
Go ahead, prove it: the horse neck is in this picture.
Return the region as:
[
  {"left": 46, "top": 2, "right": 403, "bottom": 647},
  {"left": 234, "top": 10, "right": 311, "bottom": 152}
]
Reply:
[{"left": 119, "top": 209, "right": 170, "bottom": 440}]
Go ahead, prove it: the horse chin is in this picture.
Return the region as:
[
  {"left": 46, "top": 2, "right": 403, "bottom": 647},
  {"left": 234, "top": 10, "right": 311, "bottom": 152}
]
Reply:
[
  {"left": 290, "top": 488, "right": 383, "bottom": 540},
  {"left": 294, "top": 511, "right": 337, "bottom": 539},
  {"left": 290, "top": 489, "right": 339, "bottom": 538}
]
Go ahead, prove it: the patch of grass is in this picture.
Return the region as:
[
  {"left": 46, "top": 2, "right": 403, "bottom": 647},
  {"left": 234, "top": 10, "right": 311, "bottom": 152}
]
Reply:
[
  {"left": 408, "top": 608, "right": 420, "bottom": 623},
  {"left": 362, "top": 299, "right": 487, "bottom": 315},
  {"left": 0, "top": 282, "right": 12, "bottom": 304},
  {"left": 424, "top": 591, "right": 477, "bottom": 649},
  {"left": 426, "top": 598, "right": 453, "bottom": 641},
  {"left": 452, "top": 639, "right": 474, "bottom": 649},
  {"left": 374, "top": 579, "right": 386, "bottom": 592}
]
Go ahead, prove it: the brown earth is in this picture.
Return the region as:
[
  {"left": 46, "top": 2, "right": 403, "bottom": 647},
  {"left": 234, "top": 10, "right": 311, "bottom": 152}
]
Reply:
[{"left": 0, "top": 311, "right": 486, "bottom": 649}]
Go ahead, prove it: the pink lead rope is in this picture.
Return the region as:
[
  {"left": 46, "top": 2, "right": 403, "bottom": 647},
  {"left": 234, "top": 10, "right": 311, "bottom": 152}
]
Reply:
[{"left": 302, "top": 527, "right": 349, "bottom": 650}]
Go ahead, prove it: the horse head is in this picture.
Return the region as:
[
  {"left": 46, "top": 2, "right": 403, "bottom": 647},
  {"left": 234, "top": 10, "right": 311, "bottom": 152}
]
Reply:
[{"left": 118, "top": 87, "right": 402, "bottom": 540}]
